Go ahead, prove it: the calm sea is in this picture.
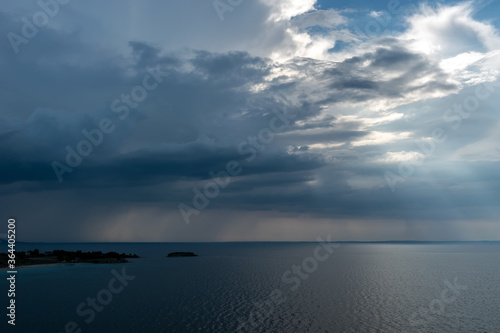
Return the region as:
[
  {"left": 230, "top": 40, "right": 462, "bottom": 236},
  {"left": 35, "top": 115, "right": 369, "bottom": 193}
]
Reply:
[{"left": 1, "top": 242, "right": 499, "bottom": 332}]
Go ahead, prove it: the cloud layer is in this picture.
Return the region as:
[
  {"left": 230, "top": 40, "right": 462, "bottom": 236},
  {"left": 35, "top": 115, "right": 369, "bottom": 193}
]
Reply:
[{"left": 1, "top": 0, "right": 500, "bottom": 241}]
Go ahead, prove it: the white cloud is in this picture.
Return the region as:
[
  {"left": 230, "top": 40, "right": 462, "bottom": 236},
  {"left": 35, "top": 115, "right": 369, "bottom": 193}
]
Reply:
[
  {"left": 292, "top": 9, "right": 347, "bottom": 28},
  {"left": 376, "top": 151, "right": 425, "bottom": 163},
  {"left": 260, "top": 0, "right": 317, "bottom": 22},
  {"left": 351, "top": 131, "right": 412, "bottom": 147},
  {"left": 403, "top": 2, "right": 500, "bottom": 58}
]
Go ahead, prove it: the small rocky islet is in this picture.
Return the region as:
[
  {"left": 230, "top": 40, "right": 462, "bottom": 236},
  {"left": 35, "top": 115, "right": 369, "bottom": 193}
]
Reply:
[{"left": 167, "top": 252, "right": 198, "bottom": 257}]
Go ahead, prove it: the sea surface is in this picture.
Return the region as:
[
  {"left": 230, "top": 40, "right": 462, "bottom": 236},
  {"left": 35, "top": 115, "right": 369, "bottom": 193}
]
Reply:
[{"left": 1, "top": 242, "right": 499, "bottom": 333}]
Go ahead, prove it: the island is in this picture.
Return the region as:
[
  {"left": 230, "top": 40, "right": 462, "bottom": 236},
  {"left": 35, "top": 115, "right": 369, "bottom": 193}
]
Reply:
[
  {"left": 0, "top": 249, "right": 140, "bottom": 268},
  {"left": 167, "top": 252, "right": 198, "bottom": 257}
]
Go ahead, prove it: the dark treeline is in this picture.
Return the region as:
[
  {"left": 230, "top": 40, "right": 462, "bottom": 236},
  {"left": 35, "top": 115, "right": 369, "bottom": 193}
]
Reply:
[{"left": 0, "top": 249, "right": 140, "bottom": 267}]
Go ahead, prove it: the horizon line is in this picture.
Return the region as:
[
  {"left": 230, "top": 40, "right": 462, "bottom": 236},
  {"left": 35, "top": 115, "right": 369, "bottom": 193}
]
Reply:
[{"left": 5, "top": 240, "right": 500, "bottom": 244}]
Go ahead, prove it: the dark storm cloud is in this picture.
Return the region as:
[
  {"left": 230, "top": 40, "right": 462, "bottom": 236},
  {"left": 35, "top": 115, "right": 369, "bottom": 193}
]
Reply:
[
  {"left": 60, "top": 145, "right": 325, "bottom": 188},
  {"left": 0, "top": 23, "right": 129, "bottom": 118},
  {"left": 0, "top": 31, "right": 487, "bottom": 216},
  {"left": 321, "top": 45, "right": 458, "bottom": 103},
  {"left": 0, "top": 13, "right": 325, "bottom": 193},
  {"left": 369, "top": 47, "right": 421, "bottom": 69}
]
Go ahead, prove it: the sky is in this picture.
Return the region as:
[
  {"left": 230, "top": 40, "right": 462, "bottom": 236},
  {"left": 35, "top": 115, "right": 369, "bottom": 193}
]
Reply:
[{"left": 1, "top": 0, "right": 500, "bottom": 242}]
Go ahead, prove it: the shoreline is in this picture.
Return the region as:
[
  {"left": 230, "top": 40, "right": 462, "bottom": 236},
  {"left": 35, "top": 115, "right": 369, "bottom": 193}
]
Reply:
[{"left": 0, "top": 249, "right": 140, "bottom": 268}]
